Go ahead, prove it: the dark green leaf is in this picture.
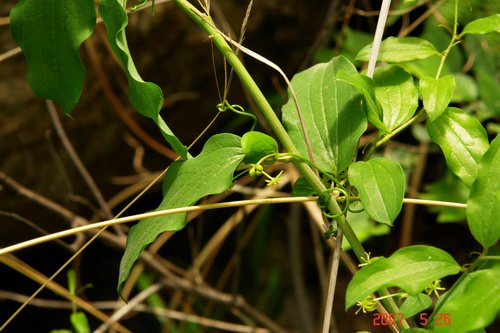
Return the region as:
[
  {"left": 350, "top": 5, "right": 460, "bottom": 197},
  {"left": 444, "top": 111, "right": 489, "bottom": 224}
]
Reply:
[
  {"left": 345, "top": 245, "right": 461, "bottom": 310},
  {"left": 420, "top": 75, "right": 455, "bottom": 121},
  {"left": 356, "top": 37, "right": 439, "bottom": 63},
  {"left": 99, "top": 0, "right": 187, "bottom": 158},
  {"left": 10, "top": 0, "right": 96, "bottom": 112},
  {"left": 466, "top": 135, "right": 500, "bottom": 248},
  {"left": 291, "top": 176, "right": 316, "bottom": 197},
  {"left": 460, "top": 14, "right": 500, "bottom": 37},
  {"left": 452, "top": 73, "right": 478, "bottom": 103},
  {"left": 400, "top": 294, "right": 432, "bottom": 318},
  {"left": 373, "top": 66, "right": 418, "bottom": 132},
  {"left": 282, "top": 56, "right": 367, "bottom": 176},
  {"left": 426, "top": 107, "right": 489, "bottom": 187},
  {"left": 430, "top": 265, "right": 500, "bottom": 333},
  {"left": 476, "top": 67, "right": 500, "bottom": 116},
  {"left": 348, "top": 158, "right": 405, "bottom": 225},
  {"left": 118, "top": 134, "right": 245, "bottom": 295}
]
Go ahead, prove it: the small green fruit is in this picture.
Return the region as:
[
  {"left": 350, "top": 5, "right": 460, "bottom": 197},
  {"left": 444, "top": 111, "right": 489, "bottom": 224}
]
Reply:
[{"left": 241, "top": 131, "right": 279, "bottom": 164}]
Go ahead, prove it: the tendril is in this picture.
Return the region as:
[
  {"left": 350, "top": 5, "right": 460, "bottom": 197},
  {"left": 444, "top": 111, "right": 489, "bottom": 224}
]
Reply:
[
  {"left": 317, "top": 187, "right": 350, "bottom": 219},
  {"left": 217, "top": 100, "right": 257, "bottom": 131}
]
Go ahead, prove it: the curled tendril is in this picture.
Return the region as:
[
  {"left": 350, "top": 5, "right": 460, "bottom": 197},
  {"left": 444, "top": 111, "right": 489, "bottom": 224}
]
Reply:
[
  {"left": 217, "top": 100, "right": 257, "bottom": 131},
  {"left": 317, "top": 187, "right": 350, "bottom": 219},
  {"left": 347, "top": 200, "right": 364, "bottom": 213}
]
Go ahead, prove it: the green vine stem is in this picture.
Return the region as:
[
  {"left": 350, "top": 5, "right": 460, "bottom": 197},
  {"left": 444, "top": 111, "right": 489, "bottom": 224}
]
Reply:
[
  {"left": 171, "top": 1, "right": 410, "bottom": 326},
  {"left": 171, "top": 0, "right": 365, "bottom": 260}
]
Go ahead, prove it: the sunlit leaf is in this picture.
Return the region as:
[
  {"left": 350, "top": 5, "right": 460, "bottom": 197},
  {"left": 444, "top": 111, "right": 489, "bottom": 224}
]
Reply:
[
  {"left": 70, "top": 312, "right": 90, "bottom": 333},
  {"left": 99, "top": 0, "right": 188, "bottom": 158},
  {"left": 282, "top": 56, "right": 367, "bottom": 176},
  {"left": 460, "top": 14, "right": 500, "bottom": 36},
  {"left": 118, "top": 134, "right": 245, "bottom": 295},
  {"left": 348, "top": 158, "right": 405, "bottom": 225},
  {"left": 345, "top": 245, "right": 461, "bottom": 310},
  {"left": 419, "top": 75, "right": 455, "bottom": 121},
  {"left": 356, "top": 37, "right": 439, "bottom": 63},
  {"left": 400, "top": 294, "right": 432, "bottom": 318},
  {"left": 10, "top": 0, "right": 96, "bottom": 112},
  {"left": 430, "top": 265, "right": 500, "bottom": 333},
  {"left": 373, "top": 65, "right": 418, "bottom": 132},
  {"left": 241, "top": 131, "right": 278, "bottom": 164},
  {"left": 466, "top": 135, "right": 500, "bottom": 248},
  {"left": 426, "top": 107, "right": 489, "bottom": 187}
]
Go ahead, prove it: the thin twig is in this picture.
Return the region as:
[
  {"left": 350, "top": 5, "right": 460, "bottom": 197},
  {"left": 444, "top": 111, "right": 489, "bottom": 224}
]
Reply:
[
  {"left": 0, "top": 47, "right": 21, "bottom": 62},
  {"left": 94, "top": 283, "right": 163, "bottom": 333},
  {"left": 0, "top": 197, "right": 318, "bottom": 256},
  {"left": 400, "top": 142, "right": 429, "bottom": 247},
  {"left": 287, "top": 203, "right": 316, "bottom": 333},
  {"left": 321, "top": 229, "right": 343, "bottom": 333},
  {"left": 45, "top": 101, "right": 115, "bottom": 222},
  {"left": 0, "top": 254, "right": 132, "bottom": 333}
]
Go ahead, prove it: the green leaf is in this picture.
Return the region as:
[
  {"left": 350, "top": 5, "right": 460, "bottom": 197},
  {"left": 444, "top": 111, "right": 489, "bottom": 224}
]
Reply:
[
  {"left": 356, "top": 37, "right": 439, "bottom": 63},
  {"left": 400, "top": 294, "right": 432, "bottom": 318},
  {"left": 118, "top": 134, "right": 245, "bottom": 295},
  {"left": 402, "top": 329, "right": 430, "bottom": 333},
  {"left": 345, "top": 245, "right": 461, "bottom": 310},
  {"left": 430, "top": 265, "right": 500, "bottom": 333},
  {"left": 348, "top": 158, "right": 405, "bottom": 225},
  {"left": 282, "top": 56, "right": 367, "bottom": 176},
  {"left": 460, "top": 14, "right": 500, "bottom": 37},
  {"left": 426, "top": 107, "right": 489, "bottom": 187},
  {"left": 241, "top": 131, "right": 278, "bottom": 164},
  {"left": 70, "top": 312, "right": 90, "bottom": 333},
  {"left": 419, "top": 75, "right": 455, "bottom": 121},
  {"left": 291, "top": 176, "right": 316, "bottom": 197},
  {"left": 373, "top": 66, "right": 418, "bottom": 132},
  {"left": 10, "top": 0, "right": 96, "bottom": 113},
  {"left": 420, "top": 171, "right": 468, "bottom": 223},
  {"left": 98, "top": 0, "right": 188, "bottom": 158},
  {"left": 466, "top": 135, "right": 500, "bottom": 248},
  {"left": 336, "top": 73, "right": 387, "bottom": 132}
]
